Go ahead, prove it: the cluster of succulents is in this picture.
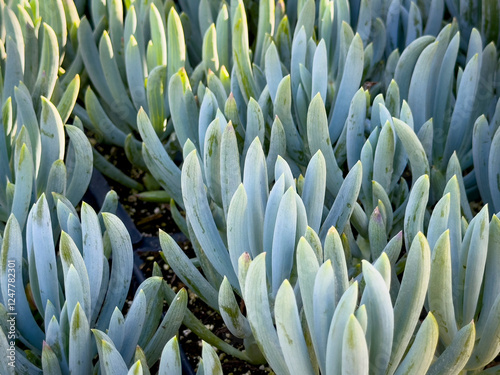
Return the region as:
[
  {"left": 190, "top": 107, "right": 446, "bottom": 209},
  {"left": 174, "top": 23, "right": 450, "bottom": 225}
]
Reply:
[{"left": 1, "top": 0, "right": 500, "bottom": 373}]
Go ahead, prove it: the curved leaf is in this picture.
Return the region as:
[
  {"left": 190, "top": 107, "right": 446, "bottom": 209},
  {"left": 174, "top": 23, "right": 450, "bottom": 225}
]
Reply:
[
  {"left": 182, "top": 151, "right": 237, "bottom": 288},
  {"left": 388, "top": 232, "right": 431, "bottom": 373},
  {"left": 393, "top": 313, "right": 438, "bottom": 375},
  {"left": 275, "top": 280, "right": 315, "bottom": 375},
  {"left": 342, "top": 315, "right": 369, "bottom": 375},
  {"left": 245, "top": 254, "right": 289, "bottom": 375}
]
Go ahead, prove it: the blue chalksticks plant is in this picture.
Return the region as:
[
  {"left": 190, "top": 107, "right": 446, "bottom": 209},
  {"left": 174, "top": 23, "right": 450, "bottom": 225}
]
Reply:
[{"left": 1, "top": 0, "right": 500, "bottom": 373}]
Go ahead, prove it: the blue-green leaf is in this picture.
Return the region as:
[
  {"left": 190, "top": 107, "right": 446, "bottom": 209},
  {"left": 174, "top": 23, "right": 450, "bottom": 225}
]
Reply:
[
  {"left": 0, "top": 215, "right": 44, "bottom": 347},
  {"left": 346, "top": 88, "right": 367, "bottom": 170},
  {"left": 99, "top": 31, "right": 136, "bottom": 126},
  {"left": 158, "top": 337, "right": 182, "bottom": 375},
  {"left": 32, "top": 24, "right": 59, "bottom": 109},
  {"left": 41, "top": 342, "right": 62, "bottom": 375},
  {"left": 60, "top": 231, "right": 91, "bottom": 319},
  {"left": 14, "top": 84, "right": 40, "bottom": 172},
  {"left": 78, "top": 17, "right": 114, "bottom": 101},
  {"left": 243, "top": 138, "right": 268, "bottom": 260},
  {"left": 227, "top": 184, "right": 249, "bottom": 274},
  {"left": 389, "top": 232, "right": 431, "bottom": 373},
  {"left": 201, "top": 341, "right": 223, "bottom": 375},
  {"left": 232, "top": 3, "right": 257, "bottom": 102},
  {"left": 403, "top": 174, "right": 429, "bottom": 250},
  {"left": 275, "top": 279, "right": 315, "bottom": 375},
  {"left": 308, "top": 93, "right": 344, "bottom": 196},
  {"left": 216, "top": 4, "right": 230, "bottom": 70},
  {"left": 325, "top": 282, "right": 359, "bottom": 375},
  {"left": 360, "top": 261, "right": 393, "bottom": 374},
  {"left": 393, "top": 118, "right": 430, "bottom": 186},
  {"left": 373, "top": 122, "right": 395, "bottom": 192},
  {"left": 489, "top": 126, "right": 500, "bottom": 210},
  {"left": 275, "top": 75, "right": 305, "bottom": 164},
  {"left": 204, "top": 119, "right": 222, "bottom": 206},
  {"left": 393, "top": 313, "right": 438, "bottom": 375},
  {"left": 11, "top": 144, "right": 33, "bottom": 230},
  {"left": 219, "top": 277, "right": 251, "bottom": 338},
  {"left": 84, "top": 88, "right": 128, "bottom": 146},
  {"left": 167, "top": 8, "right": 186, "bottom": 81},
  {"left": 342, "top": 315, "right": 369, "bottom": 375},
  {"left": 462, "top": 206, "right": 489, "bottom": 324},
  {"left": 480, "top": 215, "right": 500, "bottom": 334},
  {"left": 428, "top": 230, "right": 458, "bottom": 347},
  {"left": 182, "top": 151, "right": 238, "bottom": 288},
  {"left": 121, "top": 290, "right": 147, "bottom": 365},
  {"left": 265, "top": 42, "right": 283, "bottom": 103},
  {"left": 160, "top": 231, "right": 218, "bottom": 310},
  {"left": 427, "top": 193, "right": 451, "bottom": 250},
  {"left": 221, "top": 123, "right": 241, "bottom": 217},
  {"left": 31, "top": 195, "right": 60, "bottom": 315},
  {"left": 93, "top": 329, "right": 129, "bottom": 375},
  {"left": 294, "top": 0, "right": 315, "bottom": 41},
  {"left": 143, "top": 288, "right": 186, "bottom": 365},
  {"left": 312, "top": 261, "right": 335, "bottom": 374},
  {"left": 244, "top": 98, "right": 265, "bottom": 159},
  {"left": 473, "top": 116, "right": 493, "bottom": 207},
  {"left": 329, "top": 34, "right": 364, "bottom": 143},
  {"left": 137, "top": 109, "right": 182, "bottom": 204},
  {"left": 38, "top": 98, "right": 65, "bottom": 195},
  {"left": 65, "top": 125, "right": 92, "bottom": 205},
  {"left": 466, "top": 292, "right": 500, "bottom": 370},
  {"left": 427, "top": 321, "right": 474, "bottom": 375},
  {"left": 320, "top": 161, "right": 362, "bottom": 241},
  {"left": 302, "top": 151, "right": 326, "bottom": 233},
  {"left": 443, "top": 54, "right": 480, "bottom": 163},
  {"left": 394, "top": 36, "right": 434, "bottom": 102},
  {"left": 272, "top": 187, "right": 297, "bottom": 295},
  {"left": 125, "top": 35, "right": 148, "bottom": 112},
  {"left": 169, "top": 69, "right": 199, "bottom": 150},
  {"left": 408, "top": 41, "right": 439, "bottom": 132},
  {"left": 107, "top": 308, "right": 125, "bottom": 352},
  {"left": 69, "top": 303, "right": 92, "bottom": 375},
  {"left": 245, "top": 253, "right": 289, "bottom": 375},
  {"left": 96, "top": 213, "right": 133, "bottom": 329},
  {"left": 311, "top": 39, "right": 327, "bottom": 101}
]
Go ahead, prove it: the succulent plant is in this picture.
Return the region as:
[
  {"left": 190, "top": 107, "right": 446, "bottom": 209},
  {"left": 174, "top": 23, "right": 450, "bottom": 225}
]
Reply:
[
  {"left": 243, "top": 233, "right": 416, "bottom": 374},
  {"left": 472, "top": 111, "right": 500, "bottom": 215},
  {"left": 108, "top": 0, "right": 492, "bottom": 208},
  {"left": 381, "top": 24, "right": 500, "bottom": 213},
  {"left": 0, "top": 195, "right": 187, "bottom": 373},
  {"left": 0, "top": 0, "right": 84, "bottom": 97},
  {"left": 239, "top": 222, "right": 487, "bottom": 375},
  {"left": 157, "top": 84, "right": 500, "bottom": 368},
  {"left": 426, "top": 188, "right": 500, "bottom": 372},
  {"left": 0, "top": 87, "right": 92, "bottom": 232},
  {"left": 69, "top": 0, "right": 206, "bottom": 191},
  {"left": 147, "top": 65, "right": 422, "bottom": 356},
  {"left": 153, "top": 104, "right": 366, "bottom": 357},
  {"left": 2, "top": 0, "right": 500, "bottom": 373},
  {"left": 445, "top": 0, "right": 500, "bottom": 47},
  {"left": 134, "top": 0, "right": 412, "bottom": 203},
  {"left": 165, "top": 0, "right": 381, "bottom": 161},
  {"left": 139, "top": 2, "right": 481, "bottom": 209},
  {"left": 0, "top": 2, "right": 92, "bottom": 235}
]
